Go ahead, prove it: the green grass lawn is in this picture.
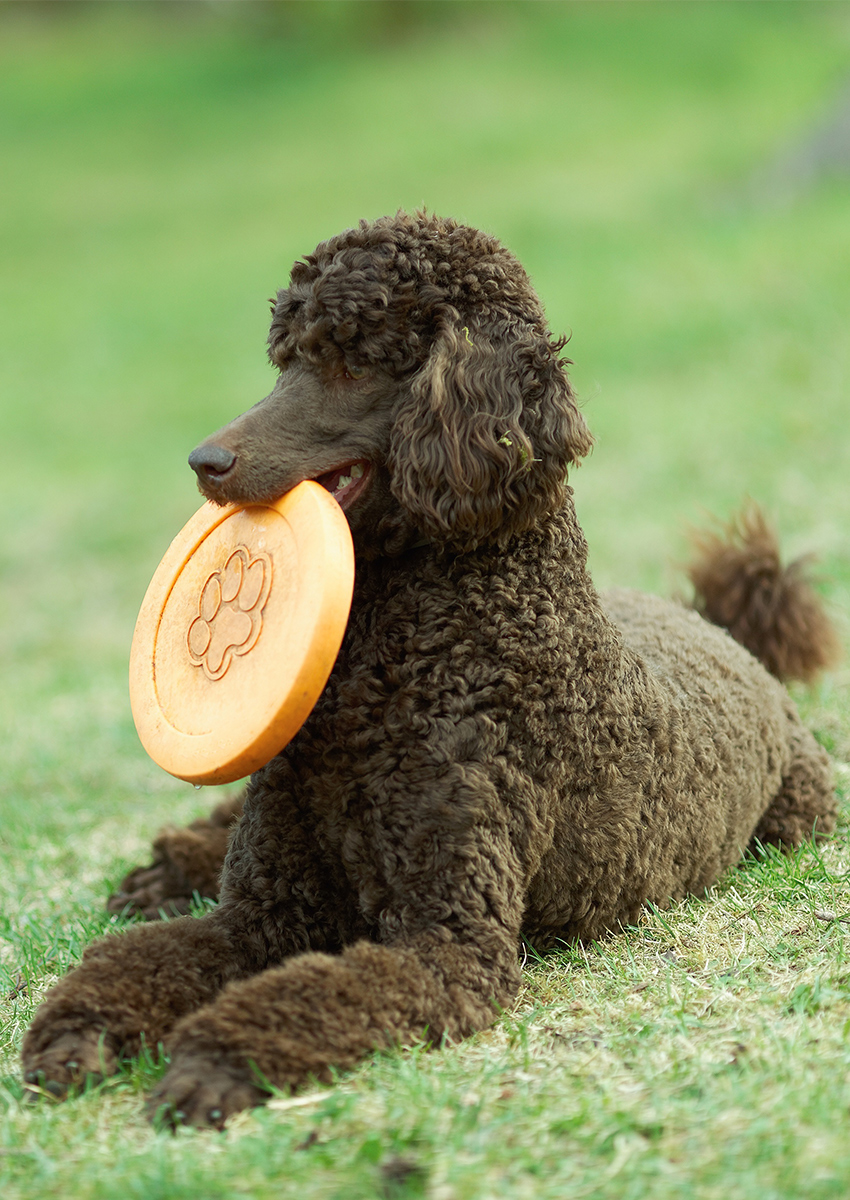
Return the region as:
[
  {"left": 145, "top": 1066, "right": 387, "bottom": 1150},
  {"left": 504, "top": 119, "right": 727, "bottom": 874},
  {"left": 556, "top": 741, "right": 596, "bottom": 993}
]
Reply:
[{"left": 2, "top": 2, "right": 850, "bottom": 1196}]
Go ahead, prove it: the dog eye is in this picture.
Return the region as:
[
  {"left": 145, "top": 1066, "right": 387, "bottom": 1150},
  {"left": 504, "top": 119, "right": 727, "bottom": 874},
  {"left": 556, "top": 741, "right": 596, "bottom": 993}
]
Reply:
[{"left": 343, "top": 363, "right": 368, "bottom": 381}]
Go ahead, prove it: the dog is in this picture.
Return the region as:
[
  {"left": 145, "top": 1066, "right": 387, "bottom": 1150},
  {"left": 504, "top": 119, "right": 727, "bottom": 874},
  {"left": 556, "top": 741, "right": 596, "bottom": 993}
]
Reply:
[{"left": 23, "top": 211, "right": 839, "bottom": 1128}]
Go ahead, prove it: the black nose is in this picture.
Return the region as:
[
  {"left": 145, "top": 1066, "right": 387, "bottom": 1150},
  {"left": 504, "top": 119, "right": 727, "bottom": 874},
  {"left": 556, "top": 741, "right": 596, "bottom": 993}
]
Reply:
[{"left": 188, "top": 443, "right": 236, "bottom": 482}]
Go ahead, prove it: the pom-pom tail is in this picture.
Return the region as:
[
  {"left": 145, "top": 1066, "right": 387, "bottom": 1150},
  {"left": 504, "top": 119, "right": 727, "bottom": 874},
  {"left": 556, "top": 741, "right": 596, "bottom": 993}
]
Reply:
[{"left": 687, "top": 504, "right": 841, "bottom": 683}]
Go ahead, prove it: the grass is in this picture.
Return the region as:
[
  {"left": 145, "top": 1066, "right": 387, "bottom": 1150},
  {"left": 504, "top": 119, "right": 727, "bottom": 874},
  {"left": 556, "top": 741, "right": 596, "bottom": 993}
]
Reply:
[{"left": 1, "top": 1, "right": 850, "bottom": 1196}]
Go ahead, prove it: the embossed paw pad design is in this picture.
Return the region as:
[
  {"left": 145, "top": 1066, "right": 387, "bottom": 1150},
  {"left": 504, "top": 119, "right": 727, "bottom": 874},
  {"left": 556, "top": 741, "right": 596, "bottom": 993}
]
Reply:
[{"left": 187, "top": 547, "right": 272, "bottom": 680}]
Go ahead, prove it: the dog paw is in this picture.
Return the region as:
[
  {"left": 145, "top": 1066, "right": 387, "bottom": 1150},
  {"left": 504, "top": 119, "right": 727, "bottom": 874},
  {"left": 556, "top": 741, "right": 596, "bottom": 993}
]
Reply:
[
  {"left": 106, "top": 819, "right": 232, "bottom": 921},
  {"left": 22, "top": 1029, "right": 118, "bottom": 1101},
  {"left": 106, "top": 859, "right": 196, "bottom": 921},
  {"left": 146, "top": 1053, "right": 268, "bottom": 1130}
]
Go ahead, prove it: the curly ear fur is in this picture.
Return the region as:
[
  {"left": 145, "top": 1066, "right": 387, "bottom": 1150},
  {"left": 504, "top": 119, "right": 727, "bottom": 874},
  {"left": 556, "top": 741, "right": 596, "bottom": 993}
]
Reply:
[{"left": 388, "top": 320, "right": 592, "bottom": 552}]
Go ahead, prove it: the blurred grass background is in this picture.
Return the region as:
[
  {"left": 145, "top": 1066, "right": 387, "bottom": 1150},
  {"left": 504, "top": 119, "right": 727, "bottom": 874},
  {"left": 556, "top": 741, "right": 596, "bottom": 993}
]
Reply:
[{"left": 1, "top": 2, "right": 850, "bottom": 1196}]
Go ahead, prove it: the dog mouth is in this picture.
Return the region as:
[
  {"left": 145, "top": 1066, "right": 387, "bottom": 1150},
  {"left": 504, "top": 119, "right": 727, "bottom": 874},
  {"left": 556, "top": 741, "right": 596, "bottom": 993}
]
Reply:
[
  {"left": 313, "top": 460, "right": 371, "bottom": 509},
  {"left": 189, "top": 443, "right": 372, "bottom": 512}
]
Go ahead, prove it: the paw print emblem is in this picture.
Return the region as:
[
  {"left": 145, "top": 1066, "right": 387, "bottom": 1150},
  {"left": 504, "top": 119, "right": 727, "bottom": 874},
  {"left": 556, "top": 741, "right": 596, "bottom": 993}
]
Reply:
[{"left": 187, "top": 547, "right": 272, "bottom": 681}]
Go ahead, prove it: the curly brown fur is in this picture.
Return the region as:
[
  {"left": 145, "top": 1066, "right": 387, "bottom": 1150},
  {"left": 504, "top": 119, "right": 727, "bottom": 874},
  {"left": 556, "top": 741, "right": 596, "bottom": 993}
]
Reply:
[
  {"left": 23, "top": 212, "right": 838, "bottom": 1129},
  {"left": 688, "top": 503, "right": 841, "bottom": 683}
]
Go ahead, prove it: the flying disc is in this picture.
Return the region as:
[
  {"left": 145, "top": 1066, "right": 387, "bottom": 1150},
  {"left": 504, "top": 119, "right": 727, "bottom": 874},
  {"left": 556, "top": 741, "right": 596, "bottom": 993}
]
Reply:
[{"left": 129, "top": 481, "right": 355, "bottom": 786}]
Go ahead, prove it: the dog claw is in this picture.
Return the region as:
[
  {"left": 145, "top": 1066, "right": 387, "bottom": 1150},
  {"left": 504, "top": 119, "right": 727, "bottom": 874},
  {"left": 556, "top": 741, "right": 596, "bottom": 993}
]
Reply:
[
  {"left": 23, "top": 1071, "right": 68, "bottom": 1102},
  {"left": 21, "top": 1029, "right": 115, "bottom": 1102},
  {"left": 106, "top": 866, "right": 196, "bottom": 921},
  {"left": 146, "top": 1053, "right": 268, "bottom": 1130}
]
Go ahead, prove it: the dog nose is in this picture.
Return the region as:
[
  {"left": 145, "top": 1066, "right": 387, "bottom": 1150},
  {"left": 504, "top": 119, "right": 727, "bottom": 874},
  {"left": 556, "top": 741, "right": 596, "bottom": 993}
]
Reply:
[{"left": 188, "top": 443, "right": 236, "bottom": 483}]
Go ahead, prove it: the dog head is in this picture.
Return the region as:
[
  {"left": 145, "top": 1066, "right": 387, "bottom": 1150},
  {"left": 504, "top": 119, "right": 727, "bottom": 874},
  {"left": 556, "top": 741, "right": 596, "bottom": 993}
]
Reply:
[{"left": 189, "top": 211, "right": 593, "bottom": 557}]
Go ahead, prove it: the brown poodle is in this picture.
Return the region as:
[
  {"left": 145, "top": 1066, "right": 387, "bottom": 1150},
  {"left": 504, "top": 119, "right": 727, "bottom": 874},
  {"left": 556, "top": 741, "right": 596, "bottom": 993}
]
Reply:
[{"left": 22, "top": 212, "right": 840, "bottom": 1128}]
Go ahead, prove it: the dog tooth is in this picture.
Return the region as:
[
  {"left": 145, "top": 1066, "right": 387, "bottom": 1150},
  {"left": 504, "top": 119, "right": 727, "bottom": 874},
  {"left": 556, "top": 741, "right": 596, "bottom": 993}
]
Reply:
[
  {"left": 336, "top": 474, "right": 352, "bottom": 489},
  {"left": 350, "top": 463, "right": 364, "bottom": 479}
]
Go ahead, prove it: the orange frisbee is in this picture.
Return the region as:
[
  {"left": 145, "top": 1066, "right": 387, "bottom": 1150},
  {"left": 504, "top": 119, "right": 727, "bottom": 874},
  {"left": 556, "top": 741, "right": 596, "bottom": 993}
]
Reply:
[{"left": 129, "top": 481, "right": 354, "bottom": 785}]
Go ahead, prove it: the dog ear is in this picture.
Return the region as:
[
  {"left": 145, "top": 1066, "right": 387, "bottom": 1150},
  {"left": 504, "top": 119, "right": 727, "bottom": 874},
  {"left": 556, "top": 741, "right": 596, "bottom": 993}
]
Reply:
[{"left": 388, "top": 321, "right": 592, "bottom": 551}]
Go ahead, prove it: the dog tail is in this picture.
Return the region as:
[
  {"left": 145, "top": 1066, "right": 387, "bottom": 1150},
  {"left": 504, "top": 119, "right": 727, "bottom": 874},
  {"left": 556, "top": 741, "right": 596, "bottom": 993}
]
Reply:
[{"left": 687, "top": 504, "right": 841, "bottom": 683}]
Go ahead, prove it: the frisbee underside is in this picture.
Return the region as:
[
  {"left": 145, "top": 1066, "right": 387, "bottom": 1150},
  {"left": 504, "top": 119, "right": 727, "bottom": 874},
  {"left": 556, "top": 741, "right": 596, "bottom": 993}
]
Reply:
[{"left": 129, "top": 481, "right": 354, "bottom": 785}]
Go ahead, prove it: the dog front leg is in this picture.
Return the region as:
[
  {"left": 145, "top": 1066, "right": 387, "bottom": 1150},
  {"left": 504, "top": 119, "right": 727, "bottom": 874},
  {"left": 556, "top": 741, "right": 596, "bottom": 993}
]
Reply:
[
  {"left": 147, "top": 772, "right": 529, "bottom": 1128},
  {"left": 22, "top": 767, "right": 356, "bottom": 1102},
  {"left": 21, "top": 911, "right": 247, "bottom": 1099},
  {"left": 147, "top": 926, "right": 521, "bottom": 1129}
]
